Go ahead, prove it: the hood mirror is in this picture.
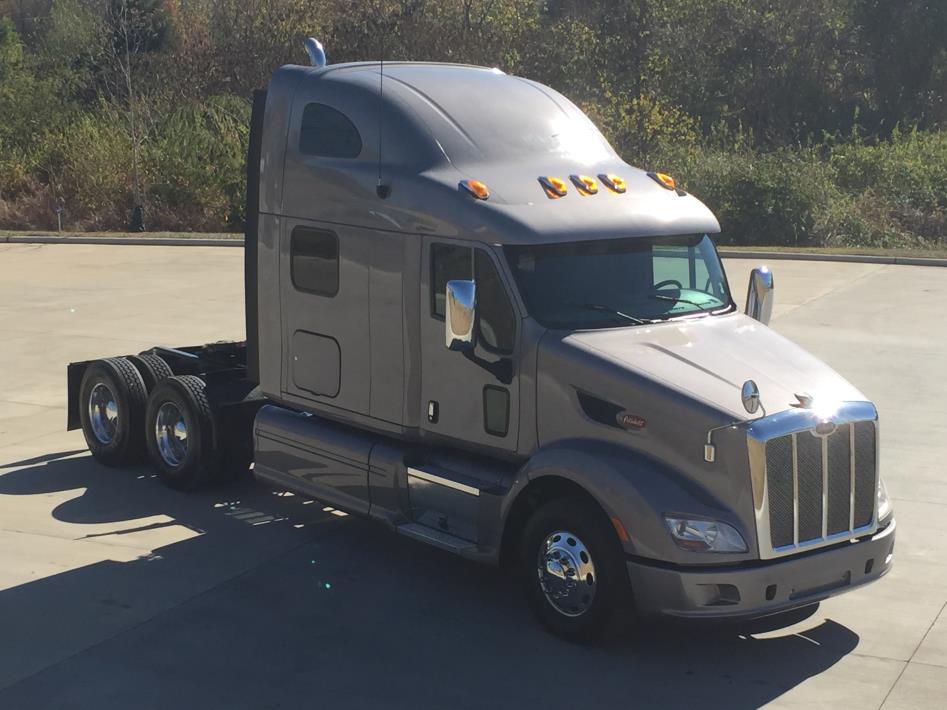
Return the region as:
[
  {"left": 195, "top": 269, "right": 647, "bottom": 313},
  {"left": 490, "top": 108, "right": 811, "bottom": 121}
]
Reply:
[
  {"left": 704, "top": 379, "right": 766, "bottom": 463},
  {"left": 745, "top": 266, "right": 774, "bottom": 325},
  {"left": 741, "top": 379, "right": 761, "bottom": 414},
  {"left": 445, "top": 280, "right": 476, "bottom": 351}
]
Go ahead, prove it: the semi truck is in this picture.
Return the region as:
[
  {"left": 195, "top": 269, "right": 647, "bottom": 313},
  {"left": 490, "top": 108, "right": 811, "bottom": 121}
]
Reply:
[{"left": 66, "top": 43, "right": 895, "bottom": 641}]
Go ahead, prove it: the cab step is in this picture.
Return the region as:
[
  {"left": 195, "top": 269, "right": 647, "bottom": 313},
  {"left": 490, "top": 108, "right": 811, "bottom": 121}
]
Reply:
[{"left": 396, "top": 522, "right": 477, "bottom": 555}]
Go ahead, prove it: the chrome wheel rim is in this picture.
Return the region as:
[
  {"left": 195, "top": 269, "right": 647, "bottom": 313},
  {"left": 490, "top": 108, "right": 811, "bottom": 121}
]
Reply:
[
  {"left": 88, "top": 382, "right": 119, "bottom": 444},
  {"left": 537, "top": 530, "right": 597, "bottom": 617},
  {"left": 155, "top": 402, "right": 188, "bottom": 467}
]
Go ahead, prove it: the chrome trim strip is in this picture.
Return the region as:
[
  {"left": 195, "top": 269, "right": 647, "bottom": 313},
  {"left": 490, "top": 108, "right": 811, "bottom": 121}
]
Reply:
[
  {"left": 407, "top": 467, "right": 480, "bottom": 497},
  {"left": 746, "top": 401, "right": 878, "bottom": 443},
  {"left": 849, "top": 423, "right": 856, "bottom": 533},
  {"left": 821, "top": 434, "right": 829, "bottom": 539},
  {"left": 791, "top": 434, "right": 799, "bottom": 546}
]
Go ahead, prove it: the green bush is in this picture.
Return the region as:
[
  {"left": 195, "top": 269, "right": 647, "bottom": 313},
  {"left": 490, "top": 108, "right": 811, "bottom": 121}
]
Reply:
[
  {"left": 27, "top": 107, "right": 133, "bottom": 229},
  {"left": 646, "top": 131, "right": 947, "bottom": 249},
  {"left": 144, "top": 95, "right": 250, "bottom": 231},
  {"left": 0, "top": 1, "right": 945, "bottom": 244},
  {"left": 830, "top": 129, "right": 947, "bottom": 242}
]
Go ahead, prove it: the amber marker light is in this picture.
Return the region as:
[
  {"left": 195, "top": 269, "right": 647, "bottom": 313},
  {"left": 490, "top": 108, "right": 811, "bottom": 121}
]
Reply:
[
  {"left": 570, "top": 174, "right": 599, "bottom": 195},
  {"left": 598, "top": 173, "right": 627, "bottom": 194},
  {"left": 539, "top": 176, "right": 569, "bottom": 198},
  {"left": 460, "top": 179, "right": 490, "bottom": 200},
  {"left": 647, "top": 171, "right": 676, "bottom": 190}
]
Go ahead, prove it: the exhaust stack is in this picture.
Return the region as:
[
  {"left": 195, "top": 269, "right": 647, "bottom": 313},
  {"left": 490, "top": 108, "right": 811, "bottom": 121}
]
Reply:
[{"left": 304, "top": 38, "right": 326, "bottom": 68}]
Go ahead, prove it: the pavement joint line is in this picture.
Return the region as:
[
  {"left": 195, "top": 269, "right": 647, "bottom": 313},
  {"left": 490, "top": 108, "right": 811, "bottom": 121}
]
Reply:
[
  {"left": 846, "top": 651, "right": 918, "bottom": 665},
  {"left": 3, "top": 235, "right": 947, "bottom": 265},
  {"left": 0, "top": 526, "right": 130, "bottom": 545},
  {"left": 877, "top": 597, "right": 947, "bottom": 709},
  {"left": 0, "top": 399, "right": 63, "bottom": 410},
  {"left": 0, "top": 531, "right": 321, "bottom": 694}
]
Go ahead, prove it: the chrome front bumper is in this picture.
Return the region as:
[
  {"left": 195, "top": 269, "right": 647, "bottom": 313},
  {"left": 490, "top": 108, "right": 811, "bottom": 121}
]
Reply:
[{"left": 627, "top": 519, "right": 895, "bottom": 619}]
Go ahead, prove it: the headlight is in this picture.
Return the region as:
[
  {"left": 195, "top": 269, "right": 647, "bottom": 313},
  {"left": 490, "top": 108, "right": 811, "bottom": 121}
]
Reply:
[
  {"left": 877, "top": 477, "right": 892, "bottom": 521},
  {"left": 664, "top": 516, "right": 748, "bottom": 553}
]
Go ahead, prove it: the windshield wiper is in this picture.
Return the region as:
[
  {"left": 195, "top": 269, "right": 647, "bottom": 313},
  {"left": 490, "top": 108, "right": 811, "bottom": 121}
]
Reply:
[
  {"left": 649, "top": 293, "right": 709, "bottom": 309},
  {"left": 568, "top": 303, "right": 650, "bottom": 325}
]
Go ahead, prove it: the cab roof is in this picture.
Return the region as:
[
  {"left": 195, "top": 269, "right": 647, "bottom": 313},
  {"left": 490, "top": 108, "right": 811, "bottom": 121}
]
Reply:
[{"left": 264, "top": 61, "right": 721, "bottom": 244}]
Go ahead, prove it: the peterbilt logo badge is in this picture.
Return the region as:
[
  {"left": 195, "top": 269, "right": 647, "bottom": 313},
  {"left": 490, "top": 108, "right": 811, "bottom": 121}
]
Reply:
[
  {"left": 814, "top": 419, "right": 838, "bottom": 437},
  {"left": 616, "top": 413, "right": 647, "bottom": 431}
]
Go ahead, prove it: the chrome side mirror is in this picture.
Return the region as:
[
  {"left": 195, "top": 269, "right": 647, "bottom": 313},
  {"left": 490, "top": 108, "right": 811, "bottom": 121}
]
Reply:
[
  {"left": 445, "top": 279, "right": 476, "bottom": 351},
  {"left": 745, "top": 266, "right": 774, "bottom": 325}
]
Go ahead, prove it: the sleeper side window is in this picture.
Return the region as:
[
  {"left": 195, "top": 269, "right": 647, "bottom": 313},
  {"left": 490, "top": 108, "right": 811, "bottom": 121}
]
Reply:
[
  {"left": 291, "top": 227, "right": 339, "bottom": 296},
  {"left": 299, "top": 103, "right": 362, "bottom": 158},
  {"left": 430, "top": 243, "right": 516, "bottom": 354}
]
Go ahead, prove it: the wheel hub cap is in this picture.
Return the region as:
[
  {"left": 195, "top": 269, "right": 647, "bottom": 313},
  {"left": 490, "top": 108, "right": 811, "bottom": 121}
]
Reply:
[
  {"left": 537, "top": 530, "right": 597, "bottom": 617},
  {"left": 155, "top": 402, "right": 188, "bottom": 467},
  {"left": 88, "top": 383, "right": 119, "bottom": 444}
]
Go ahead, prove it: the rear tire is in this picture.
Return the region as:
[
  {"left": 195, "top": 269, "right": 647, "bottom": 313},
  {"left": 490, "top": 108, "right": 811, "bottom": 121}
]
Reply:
[
  {"left": 521, "top": 497, "right": 633, "bottom": 643},
  {"left": 78, "top": 357, "right": 148, "bottom": 466},
  {"left": 128, "top": 353, "right": 173, "bottom": 392},
  {"left": 145, "top": 375, "right": 218, "bottom": 490}
]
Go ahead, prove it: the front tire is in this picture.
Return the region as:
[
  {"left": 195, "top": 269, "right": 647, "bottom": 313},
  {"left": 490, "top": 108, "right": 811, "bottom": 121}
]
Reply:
[
  {"left": 78, "top": 357, "right": 148, "bottom": 466},
  {"left": 145, "top": 375, "right": 217, "bottom": 490},
  {"left": 521, "top": 497, "right": 633, "bottom": 642}
]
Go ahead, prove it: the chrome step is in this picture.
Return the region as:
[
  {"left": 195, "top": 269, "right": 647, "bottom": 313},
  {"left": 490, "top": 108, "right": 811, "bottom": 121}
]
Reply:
[{"left": 396, "top": 522, "right": 477, "bottom": 554}]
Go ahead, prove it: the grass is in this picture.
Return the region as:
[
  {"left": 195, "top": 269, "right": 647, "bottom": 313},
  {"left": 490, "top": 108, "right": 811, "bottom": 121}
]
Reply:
[
  {"left": 0, "top": 229, "right": 240, "bottom": 239},
  {"left": 718, "top": 245, "right": 947, "bottom": 259}
]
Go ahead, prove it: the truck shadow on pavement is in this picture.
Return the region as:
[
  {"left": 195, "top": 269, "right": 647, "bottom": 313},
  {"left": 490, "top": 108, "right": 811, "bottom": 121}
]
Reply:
[{"left": 0, "top": 452, "right": 859, "bottom": 709}]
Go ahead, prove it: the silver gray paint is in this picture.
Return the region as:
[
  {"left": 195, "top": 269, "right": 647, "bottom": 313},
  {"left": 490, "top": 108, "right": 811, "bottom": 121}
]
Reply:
[{"left": 251, "top": 60, "right": 892, "bottom": 619}]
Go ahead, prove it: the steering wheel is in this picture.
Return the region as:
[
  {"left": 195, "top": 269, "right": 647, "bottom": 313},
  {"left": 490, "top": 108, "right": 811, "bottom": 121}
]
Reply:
[{"left": 653, "top": 279, "right": 684, "bottom": 291}]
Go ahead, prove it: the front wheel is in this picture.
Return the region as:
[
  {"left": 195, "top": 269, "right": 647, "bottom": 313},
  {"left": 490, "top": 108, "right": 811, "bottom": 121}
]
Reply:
[{"left": 521, "top": 498, "right": 634, "bottom": 642}]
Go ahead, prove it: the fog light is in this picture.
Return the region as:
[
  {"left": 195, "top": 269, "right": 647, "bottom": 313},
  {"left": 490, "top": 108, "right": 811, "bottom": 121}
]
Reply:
[{"left": 665, "top": 516, "right": 747, "bottom": 553}]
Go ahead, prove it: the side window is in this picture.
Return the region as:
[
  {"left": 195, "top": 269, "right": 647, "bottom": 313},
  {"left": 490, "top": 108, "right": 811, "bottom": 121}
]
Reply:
[
  {"left": 474, "top": 250, "right": 515, "bottom": 354},
  {"left": 431, "top": 243, "right": 473, "bottom": 317},
  {"left": 299, "top": 103, "right": 362, "bottom": 158},
  {"left": 291, "top": 227, "right": 339, "bottom": 296}
]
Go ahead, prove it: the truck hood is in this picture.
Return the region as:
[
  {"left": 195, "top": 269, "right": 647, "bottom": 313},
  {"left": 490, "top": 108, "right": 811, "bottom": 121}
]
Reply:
[{"left": 563, "top": 312, "right": 867, "bottom": 420}]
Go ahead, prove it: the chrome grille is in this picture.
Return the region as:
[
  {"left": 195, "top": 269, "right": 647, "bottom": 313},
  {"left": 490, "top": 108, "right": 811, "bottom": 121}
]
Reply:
[
  {"left": 766, "top": 436, "right": 794, "bottom": 548},
  {"left": 825, "top": 424, "right": 852, "bottom": 534},
  {"left": 853, "top": 421, "right": 876, "bottom": 527},
  {"left": 748, "top": 402, "right": 878, "bottom": 559}
]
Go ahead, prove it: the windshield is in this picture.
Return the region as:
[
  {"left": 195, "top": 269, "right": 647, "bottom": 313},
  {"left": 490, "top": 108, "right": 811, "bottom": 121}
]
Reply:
[{"left": 504, "top": 234, "right": 733, "bottom": 330}]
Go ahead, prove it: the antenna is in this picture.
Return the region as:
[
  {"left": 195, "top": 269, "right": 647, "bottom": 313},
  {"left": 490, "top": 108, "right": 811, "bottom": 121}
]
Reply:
[{"left": 376, "top": 57, "right": 389, "bottom": 199}]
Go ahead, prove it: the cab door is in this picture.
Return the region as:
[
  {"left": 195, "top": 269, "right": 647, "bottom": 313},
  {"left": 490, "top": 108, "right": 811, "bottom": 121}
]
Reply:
[{"left": 418, "top": 239, "right": 520, "bottom": 453}]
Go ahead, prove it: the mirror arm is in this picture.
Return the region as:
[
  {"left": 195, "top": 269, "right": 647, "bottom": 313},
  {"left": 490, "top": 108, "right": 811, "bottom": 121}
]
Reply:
[
  {"left": 462, "top": 350, "right": 513, "bottom": 385},
  {"left": 703, "top": 404, "right": 766, "bottom": 463}
]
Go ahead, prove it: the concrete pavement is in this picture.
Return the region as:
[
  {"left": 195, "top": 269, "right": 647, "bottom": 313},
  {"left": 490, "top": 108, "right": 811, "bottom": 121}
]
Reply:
[{"left": 0, "top": 244, "right": 945, "bottom": 709}]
